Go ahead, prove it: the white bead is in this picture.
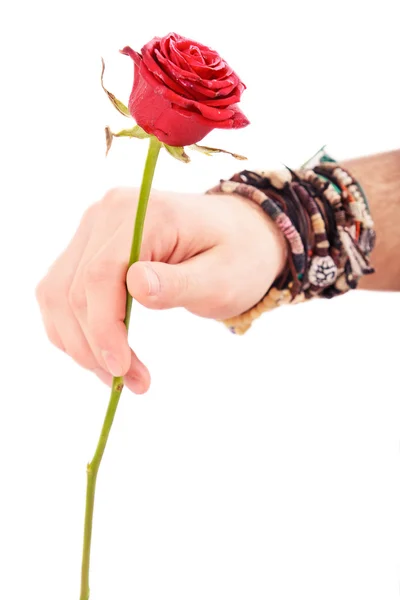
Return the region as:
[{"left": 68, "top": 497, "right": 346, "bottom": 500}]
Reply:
[
  {"left": 270, "top": 170, "right": 291, "bottom": 189},
  {"left": 350, "top": 203, "right": 363, "bottom": 220},
  {"left": 220, "top": 181, "right": 238, "bottom": 194},
  {"left": 308, "top": 256, "right": 338, "bottom": 287}
]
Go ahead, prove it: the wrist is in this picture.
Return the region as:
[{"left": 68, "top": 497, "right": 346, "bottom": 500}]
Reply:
[
  {"left": 209, "top": 151, "right": 376, "bottom": 334},
  {"left": 343, "top": 150, "right": 400, "bottom": 291}
]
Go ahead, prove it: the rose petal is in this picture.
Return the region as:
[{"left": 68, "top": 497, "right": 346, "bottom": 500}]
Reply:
[
  {"left": 228, "top": 106, "right": 250, "bottom": 129},
  {"left": 133, "top": 58, "right": 238, "bottom": 122},
  {"left": 153, "top": 50, "right": 239, "bottom": 100},
  {"left": 191, "top": 60, "right": 232, "bottom": 80},
  {"left": 154, "top": 48, "right": 202, "bottom": 82},
  {"left": 142, "top": 42, "right": 198, "bottom": 99},
  {"left": 122, "top": 33, "right": 250, "bottom": 146},
  {"left": 187, "top": 45, "right": 205, "bottom": 64},
  {"left": 155, "top": 49, "right": 239, "bottom": 95},
  {"left": 169, "top": 103, "right": 250, "bottom": 131},
  {"left": 196, "top": 86, "right": 244, "bottom": 107},
  {"left": 161, "top": 35, "right": 234, "bottom": 85},
  {"left": 120, "top": 45, "right": 142, "bottom": 67},
  {"left": 180, "top": 78, "right": 239, "bottom": 100},
  {"left": 169, "top": 38, "right": 197, "bottom": 73}
]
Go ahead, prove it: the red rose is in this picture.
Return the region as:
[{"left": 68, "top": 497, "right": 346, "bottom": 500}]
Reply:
[{"left": 120, "top": 33, "right": 249, "bottom": 147}]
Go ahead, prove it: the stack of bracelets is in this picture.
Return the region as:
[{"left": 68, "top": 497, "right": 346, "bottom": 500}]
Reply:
[{"left": 207, "top": 148, "right": 376, "bottom": 335}]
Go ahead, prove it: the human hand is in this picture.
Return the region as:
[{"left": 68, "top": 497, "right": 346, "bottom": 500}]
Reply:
[{"left": 35, "top": 187, "right": 286, "bottom": 393}]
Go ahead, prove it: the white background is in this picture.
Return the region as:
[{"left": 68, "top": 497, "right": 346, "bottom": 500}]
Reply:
[{"left": 1, "top": 0, "right": 400, "bottom": 599}]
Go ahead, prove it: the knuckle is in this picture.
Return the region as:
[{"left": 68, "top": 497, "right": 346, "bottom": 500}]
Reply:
[
  {"left": 35, "top": 279, "right": 47, "bottom": 306},
  {"left": 45, "top": 291, "right": 63, "bottom": 310},
  {"left": 148, "top": 192, "right": 177, "bottom": 225},
  {"left": 69, "top": 347, "right": 96, "bottom": 370},
  {"left": 88, "top": 320, "right": 112, "bottom": 349},
  {"left": 80, "top": 201, "right": 100, "bottom": 225},
  {"left": 83, "top": 259, "right": 119, "bottom": 286},
  {"left": 39, "top": 310, "right": 65, "bottom": 351},
  {"left": 36, "top": 279, "right": 63, "bottom": 310},
  {"left": 101, "top": 187, "right": 131, "bottom": 208},
  {"left": 68, "top": 283, "right": 87, "bottom": 312}
]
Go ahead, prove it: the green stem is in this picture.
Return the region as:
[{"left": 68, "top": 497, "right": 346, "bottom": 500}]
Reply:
[{"left": 79, "top": 136, "right": 162, "bottom": 600}]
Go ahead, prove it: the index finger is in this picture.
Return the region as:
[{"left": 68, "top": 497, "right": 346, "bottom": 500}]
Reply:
[{"left": 83, "top": 227, "right": 132, "bottom": 377}]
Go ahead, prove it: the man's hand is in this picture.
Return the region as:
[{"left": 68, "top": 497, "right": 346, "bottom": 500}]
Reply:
[{"left": 35, "top": 188, "right": 286, "bottom": 393}]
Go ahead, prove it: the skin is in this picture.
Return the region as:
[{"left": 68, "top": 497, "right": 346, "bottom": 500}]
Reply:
[
  {"left": 35, "top": 150, "right": 400, "bottom": 394},
  {"left": 343, "top": 150, "right": 400, "bottom": 292}
]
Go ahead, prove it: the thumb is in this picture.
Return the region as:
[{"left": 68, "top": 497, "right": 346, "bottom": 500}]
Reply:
[{"left": 126, "top": 253, "right": 223, "bottom": 314}]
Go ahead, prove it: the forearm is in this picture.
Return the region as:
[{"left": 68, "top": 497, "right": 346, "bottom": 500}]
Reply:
[{"left": 343, "top": 149, "right": 400, "bottom": 291}]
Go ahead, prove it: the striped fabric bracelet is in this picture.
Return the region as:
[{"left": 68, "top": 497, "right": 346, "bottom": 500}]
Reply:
[{"left": 207, "top": 150, "right": 375, "bottom": 334}]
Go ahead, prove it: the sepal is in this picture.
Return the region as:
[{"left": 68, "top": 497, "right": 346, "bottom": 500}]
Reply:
[
  {"left": 101, "top": 58, "right": 131, "bottom": 118},
  {"left": 189, "top": 143, "right": 247, "bottom": 161},
  {"left": 163, "top": 144, "right": 191, "bottom": 163},
  {"left": 105, "top": 125, "right": 150, "bottom": 155}
]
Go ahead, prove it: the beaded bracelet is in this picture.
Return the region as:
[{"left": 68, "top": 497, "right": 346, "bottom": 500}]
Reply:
[
  {"left": 210, "top": 179, "right": 306, "bottom": 295},
  {"left": 296, "top": 169, "right": 374, "bottom": 296},
  {"left": 314, "top": 160, "right": 375, "bottom": 255},
  {"left": 291, "top": 181, "right": 338, "bottom": 292},
  {"left": 207, "top": 150, "right": 375, "bottom": 334}
]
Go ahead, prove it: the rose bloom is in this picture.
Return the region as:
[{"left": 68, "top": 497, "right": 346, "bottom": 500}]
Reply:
[{"left": 121, "top": 32, "right": 249, "bottom": 146}]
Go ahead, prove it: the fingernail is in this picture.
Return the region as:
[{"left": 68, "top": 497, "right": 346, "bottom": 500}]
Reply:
[
  {"left": 101, "top": 350, "right": 124, "bottom": 377},
  {"left": 143, "top": 265, "right": 160, "bottom": 296}
]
